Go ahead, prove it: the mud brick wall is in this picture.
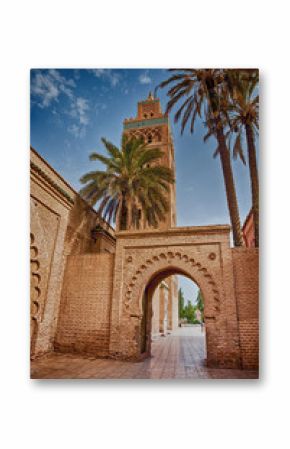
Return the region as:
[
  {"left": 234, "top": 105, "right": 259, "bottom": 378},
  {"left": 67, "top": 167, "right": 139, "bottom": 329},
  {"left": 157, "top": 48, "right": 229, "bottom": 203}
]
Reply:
[
  {"left": 169, "top": 276, "right": 179, "bottom": 331},
  {"left": 55, "top": 254, "right": 114, "bottom": 357},
  {"left": 30, "top": 148, "right": 115, "bottom": 358},
  {"left": 151, "top": 288, "right": 160, "bottom": 335},
  {"left": 30, "top": 148, "right": 76, "bottom": 357},
  {"left": 232, "top": 248, "right": 259, "bottom": 370}
]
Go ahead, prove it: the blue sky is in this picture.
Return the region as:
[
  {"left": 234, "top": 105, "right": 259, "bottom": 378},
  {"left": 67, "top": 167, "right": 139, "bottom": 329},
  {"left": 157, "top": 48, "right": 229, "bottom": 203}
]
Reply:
[{"left": 30, "top": 68, "right": 255, "bottom": 303}]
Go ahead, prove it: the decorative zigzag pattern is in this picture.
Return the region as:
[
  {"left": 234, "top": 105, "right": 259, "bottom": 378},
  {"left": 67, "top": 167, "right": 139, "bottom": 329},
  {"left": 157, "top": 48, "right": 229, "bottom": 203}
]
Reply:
[{"left": 124, "top": 251, "right": 220, "bottom": 316}]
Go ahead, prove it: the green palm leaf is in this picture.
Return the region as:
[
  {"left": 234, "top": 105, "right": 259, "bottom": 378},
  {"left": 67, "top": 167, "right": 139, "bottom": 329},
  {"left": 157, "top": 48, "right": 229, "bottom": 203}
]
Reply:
[{"left": 79, "top": 136, "right": 175, "bottom": 230}]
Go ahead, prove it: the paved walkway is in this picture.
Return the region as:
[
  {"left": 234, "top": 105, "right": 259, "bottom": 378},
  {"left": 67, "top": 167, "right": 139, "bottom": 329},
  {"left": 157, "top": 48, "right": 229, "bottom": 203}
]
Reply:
[{"left": 31, "top": 326, "right": 258, "bottom": 379}]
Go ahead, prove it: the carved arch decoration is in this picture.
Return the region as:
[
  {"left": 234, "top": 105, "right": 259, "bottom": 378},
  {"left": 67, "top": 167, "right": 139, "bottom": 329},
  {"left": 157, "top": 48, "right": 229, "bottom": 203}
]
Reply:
[
  {"left": 124, "top": 250, "right": 221, "bottom": 319},
  {"left": 30, "top": 232, "right": 42, "bottom": 356}
]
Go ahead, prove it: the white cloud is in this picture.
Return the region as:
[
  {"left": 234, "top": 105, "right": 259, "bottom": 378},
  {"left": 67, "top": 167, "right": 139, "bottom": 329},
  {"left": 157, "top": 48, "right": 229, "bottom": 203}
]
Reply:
[
  {"left": 94, "top": 102, "right": 107, "bottom": 116},
  {"left": 67, "top": 123, "right": 86, "bottom": 139},
  {"left": 90, "top": 69, "right": 120, "bottom": 87},
  {"left": 139, "top": 70, "right": 152, "bottom": 85},
  {"left": 31, "top": 70, "right": 90, "bottom": 139},
  {"left": 69, "top": 97, "right": 90, "bottom": 125},
  {"left": 91, "top": 69, "right": 106, "bottom": 77},
  {"left": 67, "top": 97, "right": 90, "bottom": 137},
  {"left": 31, "top": 72, "right": 59, "bottom": 107},
  {"left": 31, "top": 69, "right": 75, "bottom": 107}
]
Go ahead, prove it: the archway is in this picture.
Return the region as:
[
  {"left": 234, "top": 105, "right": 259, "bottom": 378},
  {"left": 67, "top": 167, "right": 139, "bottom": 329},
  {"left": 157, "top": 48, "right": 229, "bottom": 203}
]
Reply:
[
  {"left": 109, "top": 225, "right": 242, "bottom": 369},
  {"left": 139, "top": 269, "right": 207, "bottom": 366},
  {"left": 122, "top": 252, "right": 222, "bottom": 365},
  {"left": 142, "top": 273, "right": 207, "bottom": 370}
]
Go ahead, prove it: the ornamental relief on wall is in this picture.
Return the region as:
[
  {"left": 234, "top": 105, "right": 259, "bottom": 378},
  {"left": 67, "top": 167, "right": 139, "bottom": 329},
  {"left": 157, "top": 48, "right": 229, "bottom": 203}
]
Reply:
[
  {"left": 30, "top": 197, "right": 60, "bottom": 343},
  {"left": 122, "top": 244, "right": 222, "bottom": 320}
]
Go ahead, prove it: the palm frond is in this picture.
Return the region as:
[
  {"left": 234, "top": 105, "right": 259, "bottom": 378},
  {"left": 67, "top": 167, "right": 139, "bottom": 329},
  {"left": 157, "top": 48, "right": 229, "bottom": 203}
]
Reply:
[
  {"left": 79, "top": 135, "right": 174, "bottom": 229},
  {"left": 89, "top": 152, "right": 115, "bottom": 167},
  {"left": 233, "top": 134, "right": 246, "bottom": 165}
]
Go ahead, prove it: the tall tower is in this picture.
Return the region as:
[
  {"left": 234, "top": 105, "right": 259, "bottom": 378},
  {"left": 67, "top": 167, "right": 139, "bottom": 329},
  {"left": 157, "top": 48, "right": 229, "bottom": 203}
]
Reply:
[{"left": 123, "top": 92, "right": 176, "bottom": 230}]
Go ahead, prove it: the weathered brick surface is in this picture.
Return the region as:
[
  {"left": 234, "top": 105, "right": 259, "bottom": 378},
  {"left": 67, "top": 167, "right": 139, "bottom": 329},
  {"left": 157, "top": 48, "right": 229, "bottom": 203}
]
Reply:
[
  {"left": 30, "top": 149, "right": 75, "bottom": 357},
  {"left": 232, "top": 248, "right": 259, "bottom": 370},
  {"left": 30, "top": 148, "right": 115, "bottom": 358},
  {"left": 169, "top": 276, "right": 179, "bottom": 331},
  {"left": 55, "top": 254, "right": 114, "bottom": 357}
]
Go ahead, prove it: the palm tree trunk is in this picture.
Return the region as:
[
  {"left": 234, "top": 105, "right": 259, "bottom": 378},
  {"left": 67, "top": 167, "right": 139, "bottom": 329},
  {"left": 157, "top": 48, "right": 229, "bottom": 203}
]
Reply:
[
  {"left": 216, "top": 127, "right": 244, "bottom": 247},
  {"left": 116, "top": 197, "right": 122, "bottom": 231},
  {"left": 205, "top": 75, "right": 244, "bottom": 247},
  {"left": 245, "top": 124, "right": 259, "bottom": 247},
  {"left": 127, "top": 196, "right": 132, "bottom": 230},
  {"left": 118, "top": 191, "right": 128, "bottom": 231}
]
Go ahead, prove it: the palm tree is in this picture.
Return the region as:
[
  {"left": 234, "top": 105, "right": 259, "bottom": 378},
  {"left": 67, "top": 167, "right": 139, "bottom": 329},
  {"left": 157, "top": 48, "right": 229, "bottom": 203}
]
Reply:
[
  {"left": 79, "top": 135, "right": 175, "bottom": 231},
  {"left": 226, "top": 70, "right": 259, "bottom": 247},
  {"left": 156, "top": 69, "right": 244, "bottom": 247}
]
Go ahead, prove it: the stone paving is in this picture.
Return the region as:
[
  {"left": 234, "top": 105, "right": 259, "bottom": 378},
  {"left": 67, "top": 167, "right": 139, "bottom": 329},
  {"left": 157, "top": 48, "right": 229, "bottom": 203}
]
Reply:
[{"left": 31, "top": 326, "right": 258, "bottom": 379}]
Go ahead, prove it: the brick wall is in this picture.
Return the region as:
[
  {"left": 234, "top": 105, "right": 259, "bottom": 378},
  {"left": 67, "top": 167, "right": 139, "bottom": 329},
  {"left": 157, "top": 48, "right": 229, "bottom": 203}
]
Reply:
[
  {"left": 30, "top": 148, "right": 75, "bottom": 357},
  {"left": 232, "top": 248, "right": 259, "bottom": 370},
  {"left": 151, "top": 288, "right": 160, "bottom": 335},
  {"left": 30, "top": 148, "right": 115, "bottom": 358},
  {"left": 110, "top": 227, "right": 242, "bottom": 368},
  {"left": 55, "top": 254, "right": 114, "bottom": 357},
  {"left": 64, "top": 195, "right": 115, "bottom": 256},
  {"left": 169, "top": 276, "right": 179, "bottom": 331}
]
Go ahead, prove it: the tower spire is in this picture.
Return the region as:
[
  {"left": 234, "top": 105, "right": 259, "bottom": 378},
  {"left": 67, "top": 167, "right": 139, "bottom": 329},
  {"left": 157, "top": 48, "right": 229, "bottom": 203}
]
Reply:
[{"left": 147, "top": 91, "right": 154, "bottom": 101}]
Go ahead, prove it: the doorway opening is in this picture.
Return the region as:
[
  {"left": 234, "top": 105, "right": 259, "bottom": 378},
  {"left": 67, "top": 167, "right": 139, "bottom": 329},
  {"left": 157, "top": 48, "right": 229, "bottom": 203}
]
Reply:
[{"left": 140, "top": 271, "right": 206, "bottom": 367}]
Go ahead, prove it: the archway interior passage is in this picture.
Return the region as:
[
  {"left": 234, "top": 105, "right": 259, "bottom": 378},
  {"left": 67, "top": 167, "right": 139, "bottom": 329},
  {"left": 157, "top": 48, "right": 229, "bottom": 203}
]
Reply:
[{"left": 141, "top": 272, "right": 206, "bottom": 370}]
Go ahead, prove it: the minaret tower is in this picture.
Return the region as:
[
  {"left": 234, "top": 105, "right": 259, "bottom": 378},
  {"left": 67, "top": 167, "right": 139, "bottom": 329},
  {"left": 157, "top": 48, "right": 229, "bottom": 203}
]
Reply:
[{"left": 123, "top": 92, "right": 176, "bottom": 230}]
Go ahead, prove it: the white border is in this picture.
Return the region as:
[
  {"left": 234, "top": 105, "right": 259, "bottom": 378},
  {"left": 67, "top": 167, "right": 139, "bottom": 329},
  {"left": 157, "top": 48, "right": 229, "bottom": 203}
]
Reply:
[{"left": 0, "top": 1, "right": 289, "bottom": 448}]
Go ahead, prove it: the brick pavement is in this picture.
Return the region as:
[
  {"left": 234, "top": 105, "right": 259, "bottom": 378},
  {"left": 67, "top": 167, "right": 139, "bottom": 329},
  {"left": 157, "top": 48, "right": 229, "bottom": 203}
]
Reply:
[{"left": 31, "top": 326, "right": 258, "bottom": 379}]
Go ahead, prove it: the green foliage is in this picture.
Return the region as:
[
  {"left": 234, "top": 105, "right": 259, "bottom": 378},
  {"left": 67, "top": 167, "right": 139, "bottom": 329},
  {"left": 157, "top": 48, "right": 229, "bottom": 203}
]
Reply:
[
  {"left": 183, "top": 301, "right": 196, "bottom": 324},
  {"left": 178, "top": 288, "right": 204, "bottom": 324},
  {"left": 79, "top": 135, "right": 175, "bottom": 230},
  {"left": 226, "top": 70, "right": 259, "bottom": 162},
  {"left": 155, "top": 68, "right": 258, "bottom": 162},
  {"left": 196, "top": 289, "right": 204, "bottom": 322},
  {"left": 156, "top": 69, "right": 259, "bottom": 248},
  {"left": 178, "top": 288, "right": 185, "bottom": 319}
]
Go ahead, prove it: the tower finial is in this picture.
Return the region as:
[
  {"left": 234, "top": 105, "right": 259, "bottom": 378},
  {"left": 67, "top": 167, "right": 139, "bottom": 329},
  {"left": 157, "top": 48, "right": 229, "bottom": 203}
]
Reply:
[{"left": 148, "top": 91, "right": 154, "bottom": 100}]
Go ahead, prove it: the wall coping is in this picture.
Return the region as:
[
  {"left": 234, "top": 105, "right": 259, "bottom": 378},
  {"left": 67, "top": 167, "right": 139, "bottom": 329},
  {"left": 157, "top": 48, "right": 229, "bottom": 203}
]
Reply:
[{"left": 116, "top": 225, "right": 231, "bottom": 239}]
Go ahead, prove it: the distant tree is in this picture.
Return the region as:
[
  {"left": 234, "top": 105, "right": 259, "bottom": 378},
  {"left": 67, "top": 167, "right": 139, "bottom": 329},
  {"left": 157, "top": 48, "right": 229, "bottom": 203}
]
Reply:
[
  {"left": 179, "top": 288, "right": 204, "bottom": 324},
  {"left": 196, "top": 289, "right": 204, "bottom": 322},
  {"left": 183, "top": 301, "right": 196, "bottom": 324},
  {"left": 178, "top": 288, "right": 185, "bottom": 319}
]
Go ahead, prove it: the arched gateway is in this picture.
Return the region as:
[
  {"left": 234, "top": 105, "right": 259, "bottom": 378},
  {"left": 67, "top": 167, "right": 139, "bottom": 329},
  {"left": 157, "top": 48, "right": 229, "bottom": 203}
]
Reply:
[{"left": 109, "top": 225, "right": 242, "bottom": 369}]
